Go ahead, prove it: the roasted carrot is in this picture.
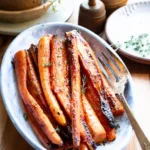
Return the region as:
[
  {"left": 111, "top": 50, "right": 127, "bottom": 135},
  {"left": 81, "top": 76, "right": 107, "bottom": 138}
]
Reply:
[
  {"left": 23, "top": 103, "right": 53, "bottom": 150},
  {"left": 50, "top": 35, "right": 70, "bottom": 117},
  {"left": 66, "top": 33, "right": 97, "bottom": 150},
  {"left": 29, "top": 36, "right": 96, "bottom": 149},
  {"left": 66, "top": 33, "right": 81, "bottom": 149},
  {"left": 66, "top": 31, "right": 118, "bottom": 126},
  {"left": 75, "top": 30, "right": 124, "bottom": 116},
  {"left": 85, "top": 75, "right": 116, "bottom": 141},
  {"left": 80, "top": 143, "right": 88, "bottom": 150},
  {"left": 80, "top": 100, "right": 97, "bottom": 150},
  {"left": 26, "top": 51, "right": 48, "bottom": 112},
  {"left": 24, "top": 102, "right": 74, "bottom": 150},
  {"left": 26, "top": 50, "right": 72, "bottom": 141},
  {"left": 14, "top": 50, "right": 63, "bottom": 145},
  {"left": 38, "top": 35, "right": 67, "bottom": 126},
  {"left": 82, "top": 94, "right": 106, "bottom": 143}
]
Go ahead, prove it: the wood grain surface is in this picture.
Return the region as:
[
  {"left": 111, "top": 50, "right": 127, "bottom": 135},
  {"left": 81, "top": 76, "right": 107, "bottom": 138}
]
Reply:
[{"left": 0, "top": 0, "right": 149, "bottom": 150}]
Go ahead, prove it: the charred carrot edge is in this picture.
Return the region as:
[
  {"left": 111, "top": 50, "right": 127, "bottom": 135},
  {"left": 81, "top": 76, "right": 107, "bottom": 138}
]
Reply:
[
  {"left": 66, "top": 33, "right": 81, "bottom": 149},
  {"left": 38, "top": 35, "right": 67, "bottom": 126},
  {"left": 80, "top": 143, "right": 89, "bottom": 150},
  {"left": 75, "top": 30, "right": 124, "bottom": 116},
  {"left": 26, "top": 51, "right": 49, "bottom": 112},
  {"left": 14, "top": 50, "right": 63, "bottom": 145},
  {"left": 50, "top": 35, "right": 70, "bottom": 117},
  {"left": 82, "top": 94, "right": 106, "bottom": 143},
  {"left": 85, "top": 75, "right": 116, "bottom": 141},
  {"left": 29, "top": 44, "right": 38, "bottom": 67},
  {"left": 23, "top": 103, "right": 52, "bottom": 150}
]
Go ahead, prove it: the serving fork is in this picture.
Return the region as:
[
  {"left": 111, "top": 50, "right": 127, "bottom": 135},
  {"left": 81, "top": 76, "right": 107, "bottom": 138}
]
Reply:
[{"left": 95, "top": 44, "right": 150, "bottom": 150}]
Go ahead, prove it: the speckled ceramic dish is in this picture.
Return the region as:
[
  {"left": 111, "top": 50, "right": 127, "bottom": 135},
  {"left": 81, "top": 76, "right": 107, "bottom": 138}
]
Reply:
[
  {"left": 1, "top": 23, "right": 135, "bottom": 150},
  {"left": 105, "top": 1, "right": 150, "bottom": 64}
]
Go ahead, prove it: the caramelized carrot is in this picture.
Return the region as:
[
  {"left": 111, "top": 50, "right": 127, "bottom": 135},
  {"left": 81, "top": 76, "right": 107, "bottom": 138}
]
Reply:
[
  {"left": 26, "top": 51, "right": 48, "bottom": 112},
  {"left": 75, "top": 30, "right": 124, "bottom": 116},
  {"left": 66, "top": 32, "right": 97, "bottom": 150},
  {"left": 80, "top": 143, "right": 88, "bottom": 150},
  {"left": 85, "top": 75, "right": 116, "bottom": 141},
  {"left": 82, "top": 94, "right": 106, "bottom": 143},
  {"left": 26, "top": 50, "right": 73, "bottom": 141},
  {"left": 80, "top": 100, "right": 97, "bottom": 150},
  {"left": 38, "top": 35, "right": 67, "bottom": 126},
  {"left": 14, "top": 50, "right": 63, "bottom": 145},
  {"left": 66, "top": 33, "right": 81, "bottom": 149},
  {"left": 23, "top": 103, "right": 52, "bottom": 150},
  {"left": 28, "top": 43, "right": 96, "bottom": 149},
  {"left": 50, "top": 35, "right": 70, "bottom": 117}
]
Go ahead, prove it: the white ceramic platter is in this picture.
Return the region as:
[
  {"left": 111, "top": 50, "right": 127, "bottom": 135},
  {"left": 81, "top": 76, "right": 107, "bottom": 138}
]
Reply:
[
  {"left": 1, "top": 23, "right": 135, "bottom": 150},
  {"left": 0, "top": 0, "right": 75, "bottom": 35},
  {"left": 105, "top": 1, "right": 150, "bottom": 64}
]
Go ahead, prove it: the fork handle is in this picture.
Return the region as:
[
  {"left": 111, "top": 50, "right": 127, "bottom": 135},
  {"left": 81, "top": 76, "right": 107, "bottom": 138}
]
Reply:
[{"left": 118, "top": 94, "right": 150, "bottom": 150}]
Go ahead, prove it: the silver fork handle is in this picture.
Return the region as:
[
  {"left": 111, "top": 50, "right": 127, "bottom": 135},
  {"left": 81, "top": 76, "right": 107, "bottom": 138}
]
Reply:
[{"left": 118, "top": 94, "right": 150, "bottom": 150}]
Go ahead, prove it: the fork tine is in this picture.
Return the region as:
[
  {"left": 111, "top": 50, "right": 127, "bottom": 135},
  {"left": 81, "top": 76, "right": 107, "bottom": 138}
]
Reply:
[
  {"left": 97, "top": 58, "right": 111, "bottom": 82},
  {"left": 98, "top": 54, "right": 120, "bottom": 82},
  {"left": 102, "top": 51, "right": 121, "bottom": 72}
]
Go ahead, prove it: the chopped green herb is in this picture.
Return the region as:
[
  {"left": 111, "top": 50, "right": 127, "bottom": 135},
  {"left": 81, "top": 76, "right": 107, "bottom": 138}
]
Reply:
[
  {"left": 43, "top": 62, "right": 52, "bottom": 67},
  {"left": 52, "top": 6, "right": 56, "bottom": 13},
  {"left": 114, "top": 124, "right": 120, "bottom": 130},
  {"left": 55, "top": 126, "right": 60, "bottom": 133},
  {"left": 23, "top": 113, "right": 28, "bottom": 121},
  {"left": 123, "top": 33, "right": 150, "bottom": 58},
  {"left": 102, "top": 139, "right": 107, "bottom": 146}
]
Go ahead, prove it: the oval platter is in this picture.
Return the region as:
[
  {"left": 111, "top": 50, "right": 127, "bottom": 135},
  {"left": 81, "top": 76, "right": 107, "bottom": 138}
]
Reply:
[{"left": 1, "top": 23, "right": 135, "bottom": 150}]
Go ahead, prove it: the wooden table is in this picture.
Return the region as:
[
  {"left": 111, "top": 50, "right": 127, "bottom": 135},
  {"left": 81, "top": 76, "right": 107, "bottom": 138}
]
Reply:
[{"left": 0, "top": 0, "right": 149, "bottom": 150}]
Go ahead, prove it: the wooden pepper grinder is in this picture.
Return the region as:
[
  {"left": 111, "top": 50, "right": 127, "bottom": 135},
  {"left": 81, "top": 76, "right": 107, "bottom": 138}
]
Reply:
[{"left": 78, "top": 0, "right": 106, "bottom": 33}]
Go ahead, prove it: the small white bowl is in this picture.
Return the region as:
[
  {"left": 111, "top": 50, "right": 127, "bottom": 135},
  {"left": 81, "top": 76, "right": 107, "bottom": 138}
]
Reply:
[{"left": 105, "top": 1, "right": 150, "bottom": 64}]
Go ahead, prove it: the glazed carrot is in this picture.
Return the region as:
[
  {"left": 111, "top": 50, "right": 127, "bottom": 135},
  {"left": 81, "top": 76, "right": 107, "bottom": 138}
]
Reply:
[
  {"left": 66, "top": 33, "right": 97, "bottom": 150},
  {"left": 80, "top": 143, "right": 88, "bottom": 150},
  {"left": 85, "top": 75, "right": 116, "bottom": 141},
  {"left": 65, "top": 31, "right": 115, "bottom": 129},
  {"left": 76, "top": 31, "right": 124, "bottom": 116},
  {"left": 80, "top": 100, "right": 97, "bottom": 150},
  {"left": 26, "top": 51, "right": 48, "bottom": 112},
  {"left": 66, "top": 33, "right": 81, "bottom": 149},
  {"left": 30, "top": 36, "right": 96, "bottom": 149},
  {"left": 27, "top": 48, "right": 73, "bottom": 142},
  {"left": 23, "top": 103, "right": 52, "bottom": 150},
  {"left": 50, "top": 35, "right": 70, "bottom": 117},
  {"left": 14, "top": 50, "right": 63, "bottom": 145},
  {"left": 82, "top": 94, "right": 106, "bottom": 143},
  {"left": 38, "top": 35, "right": 67, "bottom": 126}
]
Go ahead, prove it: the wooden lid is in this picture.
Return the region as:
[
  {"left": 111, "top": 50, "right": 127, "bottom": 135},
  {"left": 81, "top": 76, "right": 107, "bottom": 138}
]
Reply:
[{"left": 80, "top": 0, "right": 106, "bottom": 19}]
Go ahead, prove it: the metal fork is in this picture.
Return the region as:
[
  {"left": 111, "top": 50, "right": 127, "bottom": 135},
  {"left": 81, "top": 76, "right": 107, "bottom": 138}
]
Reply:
[{"left": 95, "top": 45, "right": 150, "bottom": 150}]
